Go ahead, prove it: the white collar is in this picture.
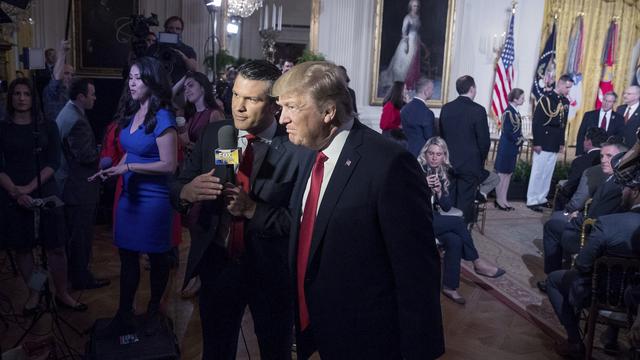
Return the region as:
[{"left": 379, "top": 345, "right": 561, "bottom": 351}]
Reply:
[
  {"left": 626, "top": 102, "right": 639, "bottom": 114},
  {"left": 322, "top": 118, "right": 354, "bottom": 160}
]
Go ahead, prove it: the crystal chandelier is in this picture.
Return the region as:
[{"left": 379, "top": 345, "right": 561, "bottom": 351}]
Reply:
[{"left": 227, "top": 0, "right": 263, "bottom": 18}]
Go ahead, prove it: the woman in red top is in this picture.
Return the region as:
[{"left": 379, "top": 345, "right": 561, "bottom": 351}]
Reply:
[{"left": 379, "top": 81, "right": 405, "bottom": 136}]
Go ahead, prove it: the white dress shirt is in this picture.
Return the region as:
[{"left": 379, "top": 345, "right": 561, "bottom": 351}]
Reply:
[
  {"left": 301, "top": 118, "right": 355, "bottom": 216},
  {"left": 598, "top": 109, "right": 611, "bottom": 131}
]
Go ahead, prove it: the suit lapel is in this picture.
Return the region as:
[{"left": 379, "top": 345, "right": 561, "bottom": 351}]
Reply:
[
  {"left": 306, "top": 123, "right": 363, "bottom": 270},
  {"left": 250, "top": 126, "right": 287, "bottom": 192}
]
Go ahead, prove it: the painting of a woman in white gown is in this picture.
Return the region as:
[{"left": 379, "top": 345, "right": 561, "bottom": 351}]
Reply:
[{"left": 373, "top": 0, "right": 454, "bottom": 106}]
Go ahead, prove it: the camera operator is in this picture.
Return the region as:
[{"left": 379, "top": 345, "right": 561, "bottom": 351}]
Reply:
[{"left": 147, "top": 16, "right": 197, "bottom": 84}]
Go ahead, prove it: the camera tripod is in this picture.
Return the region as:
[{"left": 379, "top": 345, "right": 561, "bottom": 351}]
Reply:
[
  {"left": 11, "top": 203, "right": 84, "bottom": 360},
  {"left": 10, "top": 111, "right": 84, "bottom": 359}
]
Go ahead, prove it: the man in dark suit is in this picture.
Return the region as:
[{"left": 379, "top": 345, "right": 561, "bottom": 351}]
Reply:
[
  {"left": 55, "top": 78, "right": 109, "bottom": 291},
  {"left": 527, "top": 75, "right": 573, "bottom": 212},
  {"left": 439, "top": 75, "right": 490, "bottom": 223},
  {"left": 575, "top": 91, "right": 624, "bottom": 155},
  {"left": 538, "top": 141, "right": 627, "bottom": 292},
  {"left": 555, "top": 127, "right": 607, "bottom": 210},
  {"left": 273, "top": 61, "right": 444, "bottom": 359},
  {"left": 545, "top": 156, "right": 640, "bottom": 358},
  {"left": 617, "top": 85, "right": 640, "bottom": 148},
  {"left": 400, "top": 77, "right": 435, "bottom": 157},
  {"left": 170, "top": 61, "right": 302, "bottom": 360}
]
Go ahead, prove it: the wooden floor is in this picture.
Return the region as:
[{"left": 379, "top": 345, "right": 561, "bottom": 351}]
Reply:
[{"left": 0, "top": 225, "right": 562, "bottom": 359}]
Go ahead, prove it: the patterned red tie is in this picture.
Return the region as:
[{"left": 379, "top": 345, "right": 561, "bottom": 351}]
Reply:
[
  {"left": 600, "top": 114, "right": 607, "bottom": 130},
  {"left": 227, "top": 134, "right": 257, "bottom": 259},
  {"left": 297, "top": 151, "right": 328, "bottom": 331}
]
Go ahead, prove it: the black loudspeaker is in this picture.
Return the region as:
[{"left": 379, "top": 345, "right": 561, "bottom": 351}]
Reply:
[{"left": 86, "top": 315, "right": 180, "bottom": 360}]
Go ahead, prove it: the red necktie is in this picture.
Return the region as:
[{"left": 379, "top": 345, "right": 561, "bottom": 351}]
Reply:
[
  {"left": 297, "top": 151, "right": 328, "bottom": 331},
  {"left": 227, "top": 134, "right": 257, "bottom": 259},
  {"left": 600, "top": 114, "right": 607, "bottom": 130},
  {"left": 624, "top": 107, "right": 631, "bottom": 124}
]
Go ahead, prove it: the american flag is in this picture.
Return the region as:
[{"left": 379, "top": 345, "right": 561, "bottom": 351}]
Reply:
[{"left": 491, "top": 13, "right": 516, "bottom": 123}]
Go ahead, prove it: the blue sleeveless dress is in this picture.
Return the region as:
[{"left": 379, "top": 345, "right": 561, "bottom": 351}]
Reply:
[{"left": 114, "top": 109, "right": 176, "bottom": 253}]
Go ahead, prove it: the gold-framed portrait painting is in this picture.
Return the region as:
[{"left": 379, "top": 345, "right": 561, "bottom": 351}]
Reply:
[
  {"left": 371, "top": 0, "right": 455, "bottom": 107},
  {"left": 73, "top": 0, "right": 139, "bottom": 77}
]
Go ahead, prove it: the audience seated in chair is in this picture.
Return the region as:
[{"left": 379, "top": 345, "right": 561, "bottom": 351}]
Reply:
[
  {"left": 418, "top": 137, "right": 505, "bottom": 305},
  {"left": 545, "top": 151, "right": 640, "bottom": 359},
  {"left": 554, "top": 127, "right": 607, "bottom": 211},
  {"left": 538, "top": 140, "right": 627, "bottom": 292}
]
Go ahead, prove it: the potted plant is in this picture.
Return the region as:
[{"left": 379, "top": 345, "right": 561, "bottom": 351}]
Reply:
[
  {"left": 508, "top": 160, "right": 531, "bottom": 200},
  {"left": 296, "top": 49, "right": 326, "bottom": 63}
]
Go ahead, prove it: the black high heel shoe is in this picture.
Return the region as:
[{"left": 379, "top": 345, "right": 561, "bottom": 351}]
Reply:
[{"left": 494, "top": 200, "right": 510, "bottom": 211}]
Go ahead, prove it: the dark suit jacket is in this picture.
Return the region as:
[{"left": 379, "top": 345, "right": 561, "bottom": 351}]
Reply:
[
  {"left": 170, "top": 120, "right": 305, "bottom": 287},
  {"left": 439, "top": 96, "right": 490, "bottom": 179},
  {"left": 290, "top": 121, "right": 444, "bottom": 359},
  {"left": 400, "top": 98, "right": 435, "bottom": 157},
  {"left": 576, "top": 176, "right": 623, "bottom": 226},
  {"left": 575, "top": 209, "right": 640, "bottom": 274},
  {"left": 55, "top": 101, "right": 99, "bottom": 205},
  {"left": 575, "top": 110, "right": 624, "bottom": 155},
  {"left": 617, "top": 104, "right": 640, "bottom": 148},
  {"left": 561, "top": 149, "right": 601, "bottom": 198}
]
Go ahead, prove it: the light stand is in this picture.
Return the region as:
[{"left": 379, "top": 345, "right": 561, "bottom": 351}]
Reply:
[{"left": 205, "top": 0, "right": 221, "bottom": 87}]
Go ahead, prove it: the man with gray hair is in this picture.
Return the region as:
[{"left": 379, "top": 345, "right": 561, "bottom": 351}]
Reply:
[
  {"left": 575, "top": 91, "right": 624, "bottom": 155},
  {"left": 274, "top": 61, "right": 444, "bottom": 359},
  {"left": 617, "top": 85, "right": 640, "bottom": 148},
  {"left": 400, "top": 77, "right": 435, "bottom": 156}
]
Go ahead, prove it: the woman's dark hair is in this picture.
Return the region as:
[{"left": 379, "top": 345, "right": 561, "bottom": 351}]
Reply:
[
  {"left": 383, "top": 81, "right": 405, "bottom": 109},
  {"left": 5, "top": 78, "right": 43, "bottom": 124},
  {"left": 103, "top": 84, "right": 131, "bottom": 147},
  {"left": 507, "top": 88, "right": 525, "bottom": 103},
  {"left": 184, "top": 71, "right": 221, "bottom": 119},
  {"left": 122, "top": 56, "right": 172, "bottom": 133}
]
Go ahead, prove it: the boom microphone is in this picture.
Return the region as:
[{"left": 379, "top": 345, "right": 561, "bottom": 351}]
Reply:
[{"left": 215, "top": 125, "right": 240, "bottom": 184}]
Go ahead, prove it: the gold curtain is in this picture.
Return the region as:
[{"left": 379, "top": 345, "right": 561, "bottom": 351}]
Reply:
[{"left": 540, "top": 0, "right": 640, "bottom": 146}]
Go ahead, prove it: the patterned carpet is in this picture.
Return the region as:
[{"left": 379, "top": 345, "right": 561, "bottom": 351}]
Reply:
[{"left": 463, "top": 201, "right": 565, "bottom": 339}]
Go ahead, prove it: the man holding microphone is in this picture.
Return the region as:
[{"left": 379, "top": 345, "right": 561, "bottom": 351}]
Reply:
[{"left": 170, "top": 60, "right": 305, "bottom": 360}]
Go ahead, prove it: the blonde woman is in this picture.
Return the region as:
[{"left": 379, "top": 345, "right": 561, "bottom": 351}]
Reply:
[{"left": 419, "top": 137, "right": 505, "bottom": 304}]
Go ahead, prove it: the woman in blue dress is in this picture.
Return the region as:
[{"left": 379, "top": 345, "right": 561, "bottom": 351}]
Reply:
[
  {"left": 91, "top": 56, "right": 177, "bottom": 335},
  {"left": 494, "top": 88, "right": 525, "bottom": 211}
]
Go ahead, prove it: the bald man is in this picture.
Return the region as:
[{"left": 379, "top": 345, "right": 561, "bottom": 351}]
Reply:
[{"left": 617, "top": 85, "right": 640, "bottom": 148}]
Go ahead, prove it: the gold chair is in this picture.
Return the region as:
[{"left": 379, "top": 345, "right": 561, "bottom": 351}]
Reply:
[
  {"left": 583, "top": 256, "right": 640, "bottom": 360},
  {"left": 551, "top": 179, "right": 568, "bottom": 210}
]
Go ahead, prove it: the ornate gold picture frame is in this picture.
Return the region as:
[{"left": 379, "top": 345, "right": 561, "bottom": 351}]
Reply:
[
  {"left": 73, "top": 0, "right": 139, "bottom": 78},
  {"left": 370, "top": 0, "right": 456, "bottom": 107}
]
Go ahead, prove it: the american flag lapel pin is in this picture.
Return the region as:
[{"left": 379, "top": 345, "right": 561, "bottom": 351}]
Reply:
[{"left": 345, "top": 159, "right": 352, "bottom": 166}]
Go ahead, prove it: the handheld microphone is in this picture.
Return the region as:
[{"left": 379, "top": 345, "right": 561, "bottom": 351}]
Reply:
[
  {"left": 215, "top": 125, "right": 240, "bottom": 184},
  {"left": 99, "top": 157, "right": 113, "bottom": 170}
]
